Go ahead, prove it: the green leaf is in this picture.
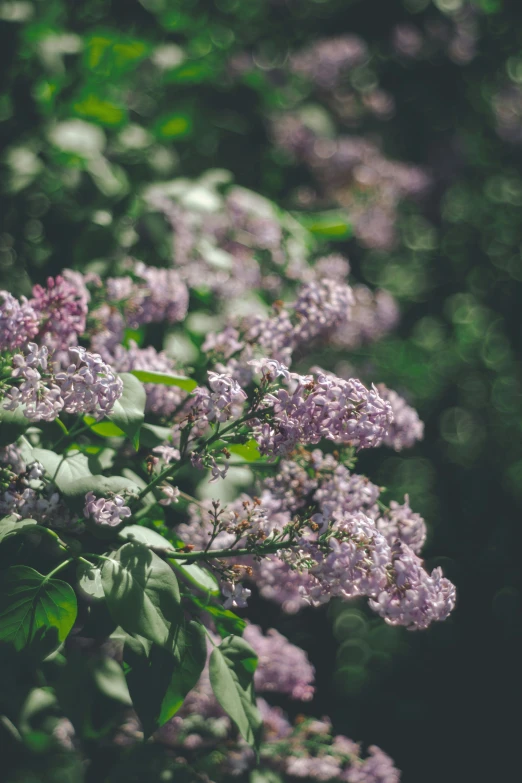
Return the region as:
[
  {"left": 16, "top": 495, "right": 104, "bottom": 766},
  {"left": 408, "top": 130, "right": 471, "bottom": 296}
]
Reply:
[
  {"left": 108, "top": 373, "right": 146, "bottom": 450},
  {"left": 0, "top": 405, "right": 30, "bottom": 446},
  {"left": 158, "top": 621, "right": 207, "bottom": 724},
  {"left": 0, "top": 516, "right": 37, "bottom": 544},
  {"left": 84, "top": 416, "right": 125, "bottom": 438},
  {"left": 101, "top": 543, "right": 184, "bottom": 652},
  {"left": 119, "top": 524, "right": 174, "bottom": 552},
  {"left": 140, "top": 423, "right": 173, "bottom": 448},
  {"left": 228, "top": 439, "right": 262, "bottom": 462},
  {"left": 91, "top": 656, "right": 132, "bottom": 705},
  {"left": 123, "top": 621, "right": 206, "bottom": 736},
  {"left": 294, "top": 210, "right": 352, "bottom": 240},
  {"left": 187, "top": 595, "right": 247, "bottom": 637},
  {"left": 250, "top": 771, "right": 284, "bottom": 783},
  {"left": 170, "top": 560, "right": 220, "bottom": 597},
  {"left": 32, "top": 448, "right": 92, "bottom": 492},
  {"left": 0, "top": 566, "right": 77, "bottom": 655},
  {"left": 60, "top": 474, "right": 141, "bottom": 501},
  {"left": 77, "top": 562, "right": 105, "bottom": 600},
  {"left": 130, "top": 369, "right": 197, "bottom": 392},
  {"left": 209, "top": 635, "right": 262, "bottom": 749}
]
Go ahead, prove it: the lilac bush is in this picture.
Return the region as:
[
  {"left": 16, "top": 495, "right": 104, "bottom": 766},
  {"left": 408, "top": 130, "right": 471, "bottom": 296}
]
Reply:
[{"left": 0, "top": 185, "right": 454, "bottom": 782}]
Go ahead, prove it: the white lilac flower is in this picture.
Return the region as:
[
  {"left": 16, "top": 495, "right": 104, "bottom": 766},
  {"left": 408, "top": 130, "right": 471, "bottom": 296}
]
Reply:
[{"left": 222, "top": 582, "right": 251, "bottom": 610}]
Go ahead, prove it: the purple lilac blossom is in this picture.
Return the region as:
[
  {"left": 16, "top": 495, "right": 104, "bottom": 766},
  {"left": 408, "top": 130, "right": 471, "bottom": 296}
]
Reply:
[
  {"left": 30, "top": 275, "right": 87, "bottom": 352},
  {"left": 253, "top": 368, "right": 393, "bottom": 456},
  {"left": 375, "top": 496, "right": 427, "bottom": 554},
  {"left": 193, "top": 371, "right": 247, "bottom": 423},
  {"left": 290, "top": 35, "right": 368, "bottom": 89},
  {"left": 377, "top": 384, "right": 424, "bottom": 451},
  {"left": 84, "top": 492, "right": 131, "bottom": 527},
  {"left": 243, "top": 623, "right": 315, "bottom": 701},
  {"left": 54, "top": 346, "right": 123, "bottom": 420},
  {"left": 0, "top": 291, "right": 39, "bottom": 350},
  {"left": 369, "top": 541, "right": 456, "bottom": 630},
  {"left": 4, "top": 343, "right": 64, "bottom": 421}
]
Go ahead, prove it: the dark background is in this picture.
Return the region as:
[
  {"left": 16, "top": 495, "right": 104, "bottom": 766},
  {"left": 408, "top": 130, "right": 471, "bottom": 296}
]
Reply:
[{"left": 1, "top": 1, "right": 522, "bottom": 781}]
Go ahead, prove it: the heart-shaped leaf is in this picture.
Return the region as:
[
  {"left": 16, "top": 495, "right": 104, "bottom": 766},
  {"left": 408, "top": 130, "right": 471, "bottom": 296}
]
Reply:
[
  {"left": 101, "top": 543, "right": 183, "bottom": 652},
  {"left": 0, "top": 565, "right": 77, "bottom": 656}
]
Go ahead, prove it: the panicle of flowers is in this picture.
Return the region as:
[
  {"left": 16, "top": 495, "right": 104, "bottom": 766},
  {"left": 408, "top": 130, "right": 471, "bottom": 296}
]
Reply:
[
  {"left": 369, "top": 540, "right": 456, "bottom": 630},
  {"left": 106, "top": 261, "right": 189, "bottom": 327},
  {"left": 54, "top": 346, "right": 123, "bottom": 420},
  {"left": 251, "top": 366, "right": 393, "bottom": 456},
  {"left": 332, "top": 286, "right": 399, "bottom": 350},
  {"left": 290, "top": 34, "right": 368, "bottom": 89},
  {"left": 374, "top": 496, "right": 427, "bottom": 554},
  {"left": 0, "top": 446, "right": 75, "bottom": 530},
  {"left": 272, "top": 115, "right": 429, "bottom": 250},
  {"left": 192, "top": 371, "right": 247, "bottom": 424},
  {"left": 84, "top": 492, "right": 131, "bottom": 527},
  {"left": 243, "top": 623, "right": 315, "bottom": 701},
  {"left": 377, "top": 384, "right": 424, "bottom": 451},
  {"left": 30, "top": 275, "right": 88, "bottom": 352},
  {"left": 0, "top": 291, "right": 39, "bottom": 350},
  {"left": 3, "top": 343, "right": 64, "bottom": 421}
]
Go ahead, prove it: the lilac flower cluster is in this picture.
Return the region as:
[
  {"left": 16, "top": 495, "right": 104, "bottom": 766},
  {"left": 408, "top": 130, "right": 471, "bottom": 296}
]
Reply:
[
  {"left": 84, "top": 492, "right": 131, "bottom": 527},
  {"left": 369, "top": 541, "right": 455, "bottom": 630},
  {"left": 0, "top": 446, "right": 75, "bottom": 530},
  {"left": 193, "top": 372, "right": 247, "bottom": 423},
  {"left": 3, "top": 343, "right": 64, "bottom": 421},
  {"left": 252, "top": 365, "right": 393, "bottom": 456},
  {"left": 243, "top": 623, "right": 315, "bottom": 701},
  {"left": 375, "top": 496, "right": 427, "bottom": 554},
  {"left": 290, "top": 35, "right": 368, "bottom": 89},
  {"left": 105, "top": 261, "right": 189, "bottom": 327},
  {"left": 0, "top": 291, "right": 39, "bottom": 350},
  {"left": 4, "top": 343, "right": 123, "bottom": 422},
  {"left": 55, "top": 346, "right": 123, "bottom": 420},
  {"left": 376, "top": 384, "right": 424, "bottom": 451},
  {"left": 30, "top": 275, "right": 87, "bottom": 353},
  {"left": 272, "top": 115, "right": 429, "bottom": 250}
]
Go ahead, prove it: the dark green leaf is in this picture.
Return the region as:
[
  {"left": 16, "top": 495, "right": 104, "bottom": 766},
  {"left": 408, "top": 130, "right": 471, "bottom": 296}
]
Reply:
[
  {"left": 187, "top": 595, "right": 247, "bottom": 637},
  {"left": 140, "top": 423, "right": 174, "bottom": 448},
  {"left": 158, "top": 621, "right": 207, "bottom": 724},
  {"left": 0, "top": 516, "right": 37, "bottom": 544},
  {"left": 123, "top": 621, "right": 206, "bottom": 736},
  {"left": 130, "top": 369, "right": 197, "bottom": 392},
  {"left": 108, "top": 373, "right": 146, "bottom": 449},
  {"left": 0, "top": 565, "right": 77, "bottom": 656},
  {"left": 209, "top": 635, "right": 262, "bottom": 748},
  {"left": 91, "top": 656, "right": 132, "bottom": 705},
  {"left": 0, "top": 406, "right": 30, "bottom": 447},
  {"left": 101, "top": 543, "right": 184, "bottom": 652}
]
